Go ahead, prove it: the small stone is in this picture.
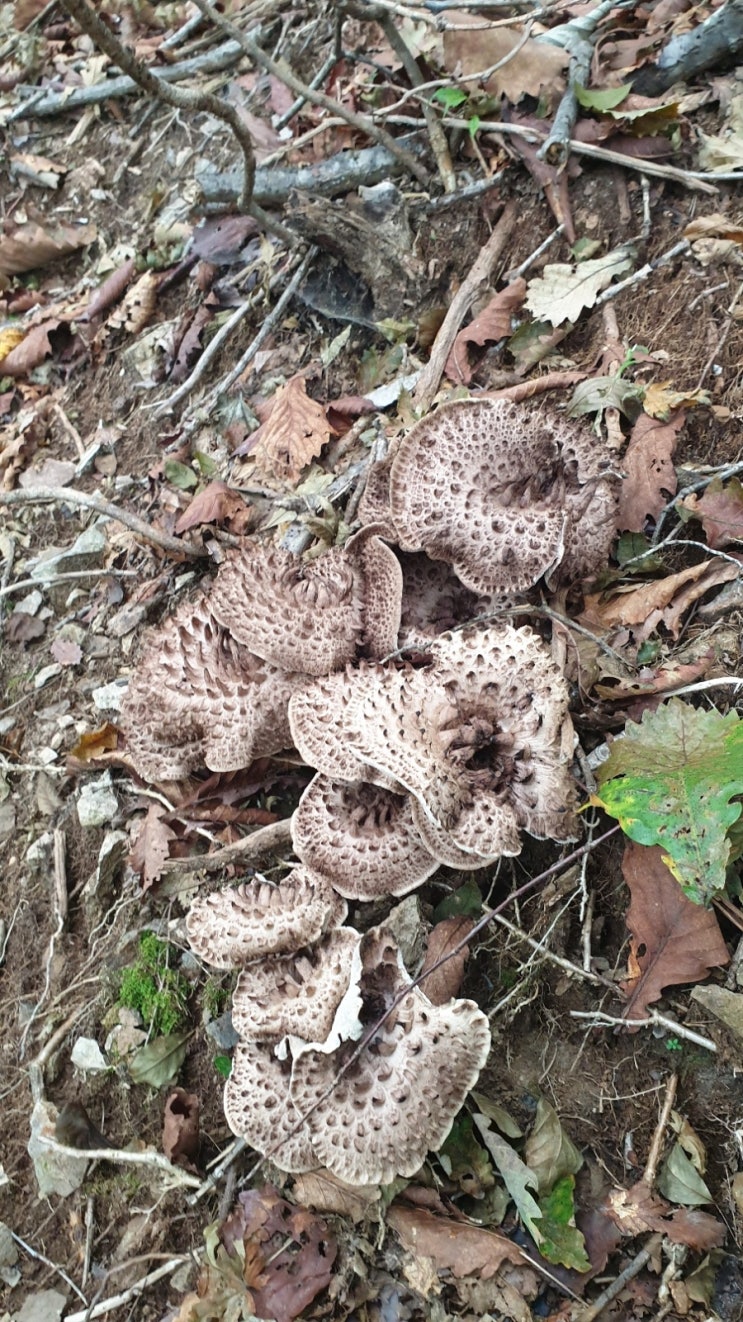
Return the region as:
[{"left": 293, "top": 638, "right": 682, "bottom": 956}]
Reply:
[
  {"left": 14, "top": 590, "right": 43, "bottom": 615},
  {"left": 26, "top": 832, "right": 53, "bottom": 865},
  {"left": 28, "top": 1100, "right": 88, "bottom": 1198},
  {"left": 205, "top": 1011, "right": 239, "bottom": 1052},
  {"left": 71, "top": 1036, "right": 108, "bottom": 1072},
  {"left": 31, "top": 523, "right": 107, "bottom": 582},
  {"left": 92, "top": 679, "right": 129, "bottom": 712},
  {"left": 34, "top": 664, "right": 63, "bottom": 689},
  {"left": 77, "top": 772, "right": 119, "bottom": 827},
  {"left": 36, "top": 748, "right": 59, "bottom": 766},
  {"left": 15, "top": 1288, "right": 68, "bottom": 1322}
]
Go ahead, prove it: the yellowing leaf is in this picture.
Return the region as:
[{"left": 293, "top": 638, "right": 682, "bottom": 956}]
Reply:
[
  {"left": 250, "top": 375, "right": 334, "bottom": 484},
  {"left": 524, "top": 1099, "right": 582, "bottom": 1194},
  {"left": 643, "top": 380, "right": 711, "bottom": 419},
  {"left": 524, "top": 247, "right": 634, "bottom": 326},
  {"left": 593, "top": 700, "right": 743, "bottom": 903},
  {"left": 0, "top": 327, "right": 25, "bottom": 364}
]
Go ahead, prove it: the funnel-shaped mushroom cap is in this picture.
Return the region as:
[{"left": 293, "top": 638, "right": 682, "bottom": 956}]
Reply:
[
  {"left": 382, "top": 398, "right": 618, "bottom": 594},
  {"left": 357, "top": 449, "right": 397, "bottom": 540},
  {"left": 231, "top": 927, "right": 361, "bottom": 1044},
  {"left": 224, "top": 1040, "right": 317, "bottom": 1173},
  {"left": 290, "top": 624, "right": 577, "bottom": 857},
  {"left": 292, "top": 775, "right": 443, "bottom": 900},
  {"left": 290, "top": 928, "right": 491, "bottom": 1185},
  {"left": 120, "top": 595, "right": 305, "bottom": 782},
  {"left": 210, "top": 528, "right": 402, "bottom": 677},
  {"left": 186, "top": 867, "right": 348, "bottom": 969}
]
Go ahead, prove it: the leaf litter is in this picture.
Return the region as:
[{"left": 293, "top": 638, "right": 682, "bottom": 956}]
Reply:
[{"left": 2, "top": 0, "right": 743, "bottom": 1319}]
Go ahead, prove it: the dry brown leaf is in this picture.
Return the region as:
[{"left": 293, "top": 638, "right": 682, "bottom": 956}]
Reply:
[
  {"left": 679, "top": 476, "right": 743, "bottom": 549},
  {"left": 292, "top": 1169, "right": 381, "bottom": 1223},
  {"left": 0, "top": 320, "right": 61, "bottom": 377},
  {"left": 442, "top": 16, "right": 568, "bottom": 104},
  {"left": 175, "top": 480, "right": 255, "bottom": 535},
  {"left": 0, "top": 221, "right": 97, "bottom": 277},
  {"left": 684, "top": 214, "right": 743, "bottom": 243},
  {"left": 0, "top": 327, "right": 25, "bottom": 363},
  {"left": 106, "top": 270, "right": 159, "bottom": 335},
  {"left": 387, "top": 1202, "right": 523, "bottom": 1279},
  {"left": 582, "top": 559, "right": 739, "bottom": 640},
  {"left": 6, "top": 611, "right": 45, "bottom": 644},
  {"left": 593, "top": 652, "right": 714, "bottom": 703},
  {"left": 445, "top": 279, "right": 527, "bottom": 384},
  {"left": 70, "top": 724, "right": 119, "bottom": 762},
  {"left": 250, "top": 375, "right": 335, "bottom": 483},
  {"left": 162, "top": 1088, "right": 200, "bottom": 1168},
  {"left": 620, "top": 842, "right": 729, "bottom": 1023},
  {"left": 605, "top": 1179, "right": 725, "bottom": 1251},
  {"left": 51, "top": 638, "right": 83, "bottom": 666},
  {"left": 616, "top": 409, "right": 684, "bottom": 531},
  {"left": 82, "top": 258, "right": 136, "bottom": 322},
  {"left": 130, "top": 803, "right": 176, "bottom": 891},
  {"left": 419, "top": 917, "right": 474, "bottom": 1005},
  {"left": 642, "top": 381, "right": 711, "bottom": 419}
]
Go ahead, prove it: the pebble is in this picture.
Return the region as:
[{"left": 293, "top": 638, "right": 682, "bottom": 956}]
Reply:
[{"left": 77, "top": 772, "right": 119, "bottom": 827}]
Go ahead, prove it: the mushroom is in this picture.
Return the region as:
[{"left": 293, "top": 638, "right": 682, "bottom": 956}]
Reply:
[
  {"left": 120, "top": 595, "right": 306, "bottom": 781},
  {"left": 362, "top": 397, "right": 619, "bottom": 595},
  {"left": 290, "top": 623, "right": 577, "bottom": 859},
  {"left": 186, "top": 867, "right": 348, "bottom": 969},
  {"left": 396, "top": 552, "right": 491, "bottom": 651},
  {"left": 230, "top": 927, "right": 362, "bottom": 1044},
  {"left": 224, "top": 1040, "right": 317, "bottom": 1174},
  {"left": 209, "top": 526, "right": 402, "bottom": 677},
  {"left": 290, "top": 927, "right": 491, "bottom": 1185}
]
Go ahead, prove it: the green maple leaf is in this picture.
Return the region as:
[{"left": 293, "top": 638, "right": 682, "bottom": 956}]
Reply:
[{"left": 592, "top": 700, "right": 743, "bottom": 904}]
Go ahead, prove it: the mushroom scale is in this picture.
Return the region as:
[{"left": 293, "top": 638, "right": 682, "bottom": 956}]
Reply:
[
  {"left": 120, "top": 595, "right": 305, "bottom": 781},
  {"left": 186, "top": 867, "right": 348, "bottom": 969},
  {"left": 380, "top": 397, "right": 619, "bottom": 595},
  {"left": 224, "top": 1040, "right": 318, "bottom": 1174},
  {"left": 290, "top": 928, "right": 491, "bottom": 1185},
  {"left": 231, "top": 927, "right": 361, "bottom": 1044},
  {"left": 292, "top": 775, "right": 443, "bottom": 900}
]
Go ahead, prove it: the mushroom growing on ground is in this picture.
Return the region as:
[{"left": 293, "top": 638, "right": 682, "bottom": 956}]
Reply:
[
  {"left": 290, "top": 623, "right": 577, "bottom": 860},
  {"left": 361, "top": 397, "right": 619, "bottom": 595},
  {"left": 186, "top": 867, "right": 347, "bottom": 969},
  {"left": 230, "top": 926, "right": 362, "bottom": 1044},
  {"left": 210, "top": 525, "right": 403, "bottom": 676},
  {"left": 119, "top": 595, "right": 306, "bottom": 781}
]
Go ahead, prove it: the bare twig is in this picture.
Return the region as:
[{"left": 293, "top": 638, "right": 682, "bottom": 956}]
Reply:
[
  {"left": 413, "top": 201, "right": 517, "bottom": 410},
  {"left": 64, "top": 1258, "right": 188, "bottom": 1322},
  {"left": 0, "top": 567, "right": 139, "bottom": 602},
  {"left": 644, "top": 1071, "right": 678, "bottom": 1189},
  {"left": 569, "top": 1009, "right": 717, "bottom": 1052},
  {"left": 192, "top": 0, "right": 429, "bottom": 186},
  {"left": 187, "top": 1138, "right": 248, "bottom": 1205},
  {"left": 11, "top": 1232, "right": 88, "bottom": 1306},
  {"left": 0, "top": 486, "right": 207, "bottom": 559},
  {"left": 42, "top": 1136, "right": 203, "bottom": 1187},
  {"left": 59, "top": 0, "right": 256, "bottom": 214},
  {"left": 19, "top": 829, "right": 68, "bottom": 1059},
  {"left": 575, "top": 1235, "right": 663, "bottom": 1322}
]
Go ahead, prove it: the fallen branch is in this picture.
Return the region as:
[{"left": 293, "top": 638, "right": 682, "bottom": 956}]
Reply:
[
  {"left": 65, "top": 1258, "right": 189, "bottom": 1322},
  {"left": 569, "top": 1008, "right": 717, "bottom": 1052},
  {"left": 0, "top": 486, "right": 208, "bottom": 559},
  {"left": 413, "top": 200, "right": 517, "bottom": 411},
  {"left": 42, "top": 1135, "right": 202, "bottom": 1188},
  {"left": 157, "top": 818, "right": 293, "bottom": 888},
  {"left": 633, "top": 0, "right": 743, "bottom": 96},
  {"left": 59, "top": 0, "right": 256, "bottom": 215}
]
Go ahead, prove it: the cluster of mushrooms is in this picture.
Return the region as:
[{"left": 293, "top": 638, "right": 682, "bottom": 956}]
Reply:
[{"left": 120, "top": 397, "right": 620, "bottom": 1185}]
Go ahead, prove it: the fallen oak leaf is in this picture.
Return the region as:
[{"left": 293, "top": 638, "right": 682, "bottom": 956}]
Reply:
[
  {"left": 581, "top": 559, "right": 739, "bottom": 640},
  {"left": 445, "top": 279, "right": 527, "bottom": 384},
  {"left": 524, "top": 247, "right": 634, "bottom": 327},
  {"left": 605, "top": 1179, "right": 725, "bottom": 1251},
  {"left": 248, "top": 375, "right": 335, "bottom": 484},
  {"left": 387, "top": 1201, "right": 524, "bottom": 1279},
  {"left": 615, "top": 409, "right": 684, "bottom": 531},
  {"left": 130, "top": 802, "right": 176, "bottom": 891},
  {"left": 618, "top": 843, "right": 729, "bottom": 1021},
  {"left": 679, "top": 475, "right": 743, "bottom": 549},
  {"left": 175, "top": 480, "right": 255, "bottom": 535}
]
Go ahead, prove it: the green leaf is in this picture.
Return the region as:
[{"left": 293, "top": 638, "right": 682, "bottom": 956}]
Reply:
[
  {"left": 535, "top": 1175, "right": 591, "bottom": 1271},
  {"left": 575, "top": 81, "right": 631, "bottom": 111},
  {"left": 164, "top": 459, "right": 198, "bottom": 491},
  {"left": 129, "top": 1030, "right": 190, "bottom": 1087},
  {"left": 467, "top": 114, "right": 481, "bottom": 138},
  {"left": 592, "top": 701, "right": 743, "bottom": 903},
  {"left": 439, "top": 1114, "right": 494, "bottom": 1192},
  {"left": 470, "top": 1092, "right": 523, "bottom": 1138},
  {"left": 524, "top": 1099, "right": 583, "bottom": 1194},
  {"left": 568, "top": 374, "right": 643, "bottom": 420},
  {"left": 194, "top": 450, "right": 218, "bottom": 477},
  {"left": 434, "top": 86, "right": 468, "bottom": 109},
  {"left": 615, "top": 531, "right": 664, "bottom": 573},
  {"left": 214, "top": 1053, "right": 232, "bottom": 1079},
  {"left": 433, "top": 876, "right": 483, "bottom": 921},
  {"left": 473, "top": 1114, "right": 543, "bottom": 1244},
  {"left": 658, "top": 1142, "right": 713, "bottom": 1206}
]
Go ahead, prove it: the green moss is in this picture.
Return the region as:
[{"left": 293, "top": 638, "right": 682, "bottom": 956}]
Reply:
[
  {"left": 117, "top": 932, "right": 189, "bottom": 1037},
  {"left": 203, "top": 977, "right": 227, "bottom": 1020}
]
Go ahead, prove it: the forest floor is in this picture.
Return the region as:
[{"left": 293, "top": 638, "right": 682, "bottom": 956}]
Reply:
[{"left": 1, "top": 2, "right": 743, "bottom": 1321}]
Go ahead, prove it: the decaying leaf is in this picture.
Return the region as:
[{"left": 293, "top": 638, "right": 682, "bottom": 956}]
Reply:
[
  {"left": 616, "top": 409, "right": 684, "bottom": 531},
  {"left": 691, "top": 984, "right": 743, "bottom": 1043},
  {"left": 106, "top": 270, "right": 159, "bottom": 335},
  {"left": 163, "top": 1088, "right": 200, "bottom": 1168},
  {"left": 70, "top": 723, "right": 119, "bottom": 762},
  {"left": 594, "top": 704, "right": 743, "bottom": 903},
  {"left": 442, "top": 17, "right": 568, "bottom": 104},
  {"left": 292, "top": 1169, "right": 381, "bottom": 1222},
  {"left": 523, "top": 1099, "right": 582, "bottom": 1194},
  {"left": 679, "top": 476, "right": 743, "bottom": 549},
  {"left": 524, "top": 248, "right": 634, "bottom": 327},
  {"left": 175, "top": 480, "right": 255, "bottom": 535},
  {"left": 50, "top": 638, "right": 82, "bottom": 666},
  {"left": 658, "top": 1143, "right": 713, "bottom": 1208},
  {"left": 445, "top": 279, "right": 526, "bottom": 384},
  {"left": 618, "top": 843, "right": 729, "bottom": 1021},
  {"left": 0, "top": 220, "right": 96, "bottom": 277},
  {"left": 387, "top": 1201, "right": 524, "bottom": 1279},
  {"left": 642, "top": 381, "right": 711, "bottom": 420},
  {"left": 249, "top": 375, "right": 335, "bottom": 484},
  {"left": 582, "top": 559, "right": 739, "bottom": 642},
  {"left": 129, "top": 1031, "right": 190, "bottom": 1087},
  {"left": 130, "top": 803, "right": 176, "bottom": 891},
  {"left": 605, "top": 1179, "right": 725, "bottom": 1250},
  {"left": 419, "top": 916, "right": 474, "bottom": 1005},
  {"left": 220, "top": 1186, "right": 337, "bottom": 1322},
  {"left": 0, "top": 320, "right": 62, "bottom": 377}
]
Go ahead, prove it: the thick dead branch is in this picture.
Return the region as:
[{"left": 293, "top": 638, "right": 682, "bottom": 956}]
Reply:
[
  {"left": 634, "top": 0, "right": 743, "bottom": 96},
  {"left": 157, "top": 818, "right": 294, "bottom": 889},
  {"left": 59, "top": 0, "right": 256, "bottom": 214}
]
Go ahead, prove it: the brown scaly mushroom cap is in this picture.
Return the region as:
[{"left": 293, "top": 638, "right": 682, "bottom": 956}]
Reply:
[
  {"left": 396, "top": 552, "right": 491, "bottom": 651},
  {"left": 290, "top": 624, "right": 577, "bottom": 859},
  {"left": 364, "top": 397, "right": 619, "bottom": 595},
  {"left": 186, "top": 867, "right": 347, "bottom": 970},
  {"left": 209, "top": 526, "right": 402, "bottom": 677},
  {"left": 290, "top": 928, "right": 492, "bottom": 1185},
  {"left": 230, "top": 927, "right": 362, "bottom": 1045},
  {"left": 224, "top": 1040, "right": 317, "bottom": 1174},
  {"left": 119, "top": 595, "right": 305, "bottom": 782}
]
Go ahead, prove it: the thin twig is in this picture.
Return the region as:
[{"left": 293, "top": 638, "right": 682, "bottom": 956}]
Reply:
[
  {"left": 192, "top": 0, "right": 429, "bottom": 186},
  {"left": 42, "top": 1137, "right": 203, "bottom": 1187},
  {"left": 60, "top": 0, "right": 256, "bottom": 213},
  {"left": 64, "top": 1258, "right": 188, "bottom": 1322},
  {"left": 19, "top": 829, "right": 67, "bottom": 1059},
  {"left": 0, "top": 486, "right": 207, "bottom": 559},
  {"left": 644, "top": 1071, "right": 678, "bottom": 1190},
  {"left": 11, "top": 1232, "right": 88, "bottom": 1306},
  {"left": 575, "top": 1235, "right": 663, "bottom": 1322},
  {"left": 187, "top": 1138, "right": 247, "bottom": 1205},
  {"left": 0, "top": 567, "right": 139, "bottom": 602},
  {"left": 157, "top": 818, "right": 293, "bottom": 885},
  {"left": 569, "top": 1009, "right": 717, "bottom": 1052},
  {"left": 413, "top": 201, "right": 517, "bottom": 410}
]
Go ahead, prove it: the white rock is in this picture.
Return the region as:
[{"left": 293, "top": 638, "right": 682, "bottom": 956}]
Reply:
[
  {"left": 71, "top": 1036, "right": 108, "bottom": 1072},
  {"left": 14, "top": 1288, "right": 68, "bottom": 1322},
  {"left": 28, "top": 1100, "right": 88, "bottom": 1198},
  {"left": 77, "top": 772, "right": 118, "bottom": 828},
  {"left": 92, "top": 679, "right": 128, "bottom": 712},
  {"left": 34, "top": 665, "right": 62, "bottom": 690}
]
